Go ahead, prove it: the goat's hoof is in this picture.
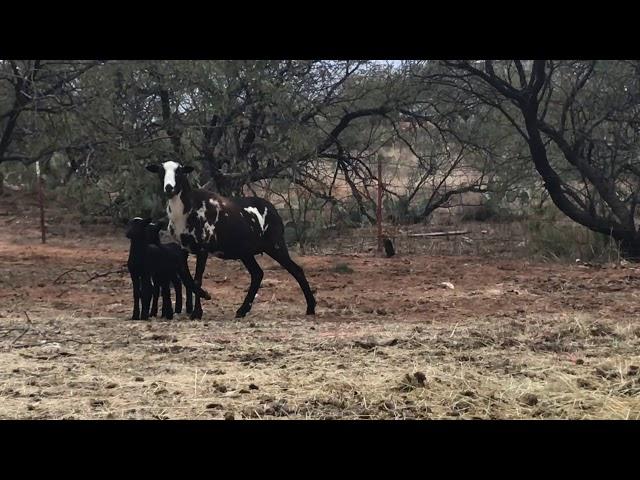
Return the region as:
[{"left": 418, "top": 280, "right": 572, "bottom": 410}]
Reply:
[
  {"left": 200, "top": 290, "right": 212, "bottom": 300},
  {"left": 190, "top": 310, "right": 203, "bottom": 320},
  {"left": 235, "top": 309, "right": 249, "bottom": 318},
  {"left": 306, "top": 309, "right": 316, "bottom": 315},
  {"left": 131, "top": 314, "right": 140, "bottom": 320},
  {"left": 175, "top": 307, "right": 182, "bottom": 314}
]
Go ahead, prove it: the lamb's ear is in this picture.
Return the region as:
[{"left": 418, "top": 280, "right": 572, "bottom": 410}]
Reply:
[
  {"left": 146, "top": 164, "right": 161, "bottom": 173},
  {"left": 182, "top": 165, "right": 194, "bottom": 174},
  {"left": 156, "top": 219, "right": 168, "bottom": 230}
]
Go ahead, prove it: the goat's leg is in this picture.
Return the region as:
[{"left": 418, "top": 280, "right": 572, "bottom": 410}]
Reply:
[
  {"left": 160, "top": 278, "right": 174, "bottom": 320},
  {"left": 236, "top": 256, "right": 264, "bottom": 318},
  {"left": 140, "top": 274, "right": 153, "bottom": 320},
  {"left": 265, "top": 243, "right": 316, "bottom": 315},
  {"left": 150, "top": 276, "right": 160, "bottom": 317},
  {"left": 130, "top": 272, "right": 141, "bottom": 320},
  {"left": 183, "top": 251, "right": 193, "bottom": 314},
  {"left": 177, "top": 253, "right": 211, "bottom": 300},
  {"left": 191, "top": 249, "right": 208, "bottom": 320},
  {"left": 185, "top": 284, "right": 193, "bottom": 314},
  {"left": 173, "top": 274, "right": 183, "bottom": 314}
]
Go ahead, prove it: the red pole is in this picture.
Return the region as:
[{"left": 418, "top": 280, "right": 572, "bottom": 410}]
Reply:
[
  {"left": 377, "top": 154, "right": 383, "bottom": 253},
  {"left": 36, "top": 161, "right": 46, "bottom": 244}
]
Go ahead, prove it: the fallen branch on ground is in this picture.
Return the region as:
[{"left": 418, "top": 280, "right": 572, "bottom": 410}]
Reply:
[
  {"left": 53, "top": 266, "right": 127, "bottom": 284},
  {"left": 406, "top": 230, "right": 471, "bottom": 238},
  {"left": 85, "top": 267, "right": 127, "bottom": 283},
  {"left": 12, "top": 338, "right": 95, "bottom": 349},
  {"left": 53, "top": 268, "right": 90, "bottom": 284},
  {"left": 0, "top": 327, "right": 29, "bottom": 339}
]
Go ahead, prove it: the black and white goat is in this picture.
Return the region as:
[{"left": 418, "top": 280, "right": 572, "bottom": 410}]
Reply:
[
  {"left": 126, "top": 217, "right": 210, "bottom": 320},
  {"left": 145, "top": 161, "right": 317, "bottom": 319}
]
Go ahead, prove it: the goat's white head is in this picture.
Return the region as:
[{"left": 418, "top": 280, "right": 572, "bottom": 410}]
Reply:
[{"left": 146, "top": 161, "right": 194, "bottom": 198}]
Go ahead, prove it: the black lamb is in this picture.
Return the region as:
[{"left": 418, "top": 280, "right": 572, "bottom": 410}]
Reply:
[
  {"left": 145, "top": 221, "right": 196, "bottom": 316},
  {"left": 126, "top": 217, "right": 210, "bottom": 320}
]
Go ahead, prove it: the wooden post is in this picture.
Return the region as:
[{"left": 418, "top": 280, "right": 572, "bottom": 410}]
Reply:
[
  {"left": 36, "top": 161, "right": 46, "bottom": 244},
  {"left": 377, "top": 153, "right": 383, "bottom": 253}
]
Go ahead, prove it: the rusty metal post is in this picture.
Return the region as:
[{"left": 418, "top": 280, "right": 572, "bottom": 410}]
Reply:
[
  {"left": 377, "top": 153, "right": 383, "bottom": 253},
  {"left": 36, "top": 161, "right": 46, "bottom": 244}
]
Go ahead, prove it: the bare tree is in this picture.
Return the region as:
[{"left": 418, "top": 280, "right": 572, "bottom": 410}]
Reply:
[
  {"left": 429, "top": 60, "right": 640, "bottom": 258},
  {"left": 0, "top": 60, "right": 102, "bottom": 166}
]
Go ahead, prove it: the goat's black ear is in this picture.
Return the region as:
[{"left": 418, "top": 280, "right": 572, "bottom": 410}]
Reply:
[
  {"left": 146, "top": 164, "right": 161, "bottom": 173},
  {"left": 182, "top": 165, "right": 194, "bottom": 174},
  {"left": 143, "top": 217, "right": 153, "bottom": 225}
]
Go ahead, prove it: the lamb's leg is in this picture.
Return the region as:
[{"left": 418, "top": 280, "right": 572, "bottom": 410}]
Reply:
[
  {"left": 130, "top": 272, "right": 141, "bottom": 320},
  {"left": 160, "top": 278, "right": 174, "bottom": 320},
  {"left": 191, "top": 250, "right": 209, "bottom": 320},
  {"left": 140, "top": 274, "right": 153, "bottom": 320},
  {"left": 235, "top": 256, "right": 264, "bottom": 318},
  {"left": 150, "top": 276, "right": 160, "bottom": 317},
  {"left": 173, "top": 274, "right": 183, "bottom": 314}
]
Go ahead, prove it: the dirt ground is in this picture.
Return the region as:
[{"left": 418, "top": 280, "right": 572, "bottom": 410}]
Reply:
[{"left": 2, "top": 191, "right": 640, "bottom": 419}]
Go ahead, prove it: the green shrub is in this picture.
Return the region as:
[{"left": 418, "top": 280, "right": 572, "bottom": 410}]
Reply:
[{"left": 525, "top": 206, "right": 620, "bottom": 262}]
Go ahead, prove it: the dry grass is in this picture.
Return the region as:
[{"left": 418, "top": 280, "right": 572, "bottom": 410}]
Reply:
[{"left": 1, "top": 311, "right": 640, "bottom": 420}]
